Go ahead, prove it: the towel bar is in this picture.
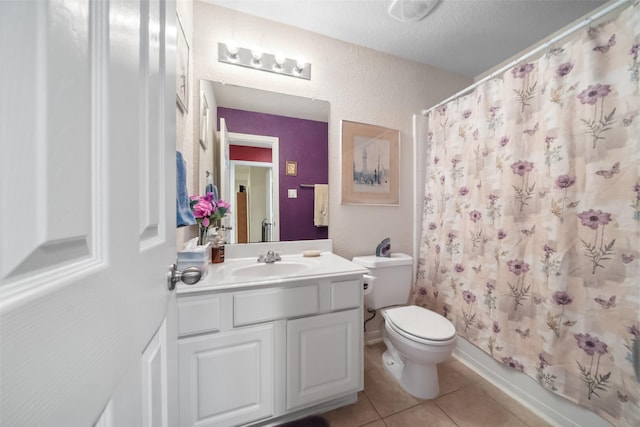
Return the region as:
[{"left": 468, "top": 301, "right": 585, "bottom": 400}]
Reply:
[{"left": 300, "top": 183, "right": 327, "bottom": 188}]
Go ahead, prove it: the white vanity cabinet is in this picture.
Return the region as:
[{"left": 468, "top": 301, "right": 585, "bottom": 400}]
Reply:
[
  {"left": 286, "top": 308, "right": 361, "bottom": 410},
  {"left": 177, "top": 274, "right": 363, "bottom": 427},
  {"left": 179, "top": 324, "right": 275, "bottom": 427}
]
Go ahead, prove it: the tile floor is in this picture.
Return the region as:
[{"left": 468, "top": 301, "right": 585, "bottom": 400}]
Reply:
[{"left": 321, "top": 343, "right": 552, "bottom": 427}]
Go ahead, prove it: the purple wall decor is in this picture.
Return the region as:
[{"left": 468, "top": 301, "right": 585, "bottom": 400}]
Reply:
[{"left": 218, "top": 107, "right": 329, "bottom": 241}]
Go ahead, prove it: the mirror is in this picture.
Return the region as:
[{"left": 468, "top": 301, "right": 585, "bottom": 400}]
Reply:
[{"left": 199, "top": 80, "right": 330, "bottom": 244}]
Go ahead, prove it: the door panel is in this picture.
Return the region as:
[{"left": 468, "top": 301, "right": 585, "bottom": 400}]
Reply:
[
  {"left": 286, "top": 309, "right": 361, "bottom": 410},
  {"left": 0, "top": 0, "right": 177, "bottom": 425},
  {"left": 179, "top": 324, "right": 275, "bottom": 427}
]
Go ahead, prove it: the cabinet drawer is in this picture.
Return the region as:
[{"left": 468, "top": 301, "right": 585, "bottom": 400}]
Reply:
[
  {"left": 234, "top": 284, "right": 319, "bottom": 326},
  {"left": 330, "top": 279, "right": 362, "bottom": 311},
  {"left": 178, "top": 295, "right": 221, "bottom": 337}
]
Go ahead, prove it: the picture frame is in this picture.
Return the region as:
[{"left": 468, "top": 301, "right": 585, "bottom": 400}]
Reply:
[
  {"left": 176, "top": 13, "right": 189, "bottom": 113},
  {"left": 199, "top": 92, "right": 209, "bottom": 149},
  {"left": 341, "top": 120, "right": 400, "bottom": 205},
  {"left": 285, "top": 161, "right": 298, "bottom": 176}
]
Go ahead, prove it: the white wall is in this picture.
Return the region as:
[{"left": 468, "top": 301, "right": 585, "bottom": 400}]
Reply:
[{"left": 192, "top": 1, "right": 471, "bottom": 260}]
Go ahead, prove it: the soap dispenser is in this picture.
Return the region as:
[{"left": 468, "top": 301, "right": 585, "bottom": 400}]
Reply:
[{"left": 210, "top": 228, "right": 225, "bottom": 264}]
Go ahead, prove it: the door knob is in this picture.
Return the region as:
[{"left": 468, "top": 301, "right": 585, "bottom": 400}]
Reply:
[{"left": 167, "top": 264, "right": 202, "bottom": 290}]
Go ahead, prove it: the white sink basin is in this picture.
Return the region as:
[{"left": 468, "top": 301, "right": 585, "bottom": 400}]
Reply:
[{"left": 230, "top": 261, "right": 314, "bottom": 278}]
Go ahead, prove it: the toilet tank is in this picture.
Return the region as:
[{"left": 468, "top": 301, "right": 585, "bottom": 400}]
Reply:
[{"left": 352, "top": 253, "right": 413, "bottom": 309}]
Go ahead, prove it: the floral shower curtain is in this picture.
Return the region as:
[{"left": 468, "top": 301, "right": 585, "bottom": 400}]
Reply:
[{"left": 413, "top": 3, "right": 639, "bottom": 426}]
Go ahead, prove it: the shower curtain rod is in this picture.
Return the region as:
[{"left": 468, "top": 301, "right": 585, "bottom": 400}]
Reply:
[{"left": 421, "top": 0, "right": 630, "bottom": 116}]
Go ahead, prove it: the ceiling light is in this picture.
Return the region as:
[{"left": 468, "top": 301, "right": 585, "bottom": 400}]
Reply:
[{"left": 388, "top": 0, "right": 440, "bottom": 22}]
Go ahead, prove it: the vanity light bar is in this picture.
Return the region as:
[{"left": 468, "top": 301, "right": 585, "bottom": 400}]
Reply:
[{"left": 218, "top": 42, "right": 311, "bottom": 80}]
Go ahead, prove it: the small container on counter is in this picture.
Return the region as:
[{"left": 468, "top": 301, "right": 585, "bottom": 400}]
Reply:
[{"left": 210, "top": 230, "right": 225, "bottom": 264}]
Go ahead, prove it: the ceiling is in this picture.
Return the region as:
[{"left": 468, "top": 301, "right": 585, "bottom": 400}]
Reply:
[{"left": 204, "top": 0, "right": 608, "bottom": 77}]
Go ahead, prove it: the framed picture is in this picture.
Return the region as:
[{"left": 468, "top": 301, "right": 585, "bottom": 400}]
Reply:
[
  {"left": 341, "top": 120, "right": 400, "bottom": 205},
  {"left": 176, "top": 13, "right": 189, "bottom": 113},
  {"left": 199, "top": 92, "right": 209, "bottom": 149},
  {"left": 286, "top": 161, "right": 297, "bottom": 176}
]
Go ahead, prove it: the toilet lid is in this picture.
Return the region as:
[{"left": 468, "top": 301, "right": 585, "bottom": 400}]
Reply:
[{"left": 385, "top": 305, "right": 456, "bottom": 341}]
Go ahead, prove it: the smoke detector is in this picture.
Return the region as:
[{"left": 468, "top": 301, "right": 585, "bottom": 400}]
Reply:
[{"left": 388, "top": 0, "right": 440, "bottom": 22}]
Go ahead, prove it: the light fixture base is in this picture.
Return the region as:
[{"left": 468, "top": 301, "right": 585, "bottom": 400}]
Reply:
[
  {"left": 218, "top": 43, "right": 311, "bottom": 80},
  {"left": 388, "top": 0, "right": 440, "bottom": 22}
]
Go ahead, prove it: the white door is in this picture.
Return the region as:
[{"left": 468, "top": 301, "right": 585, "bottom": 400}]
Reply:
[
  {"left": 1, "top": 0, "right": 178, "bottom": 426},
  {"left": 222, "top": 131, "right": 280, "bottom": 241}
]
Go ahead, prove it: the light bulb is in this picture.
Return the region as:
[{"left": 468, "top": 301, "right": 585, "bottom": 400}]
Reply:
[
  {"left": 226, "top": 41, "right": 238, "bottom": 59},
  {"left": 295, "top": 57, "right": 306, "bottom": 73},
  {"left": 251, "top": 47, "right": 263, "bottom": 65},
  {"left": 274, "top": 52, "right": 286, "bottom": 69}
]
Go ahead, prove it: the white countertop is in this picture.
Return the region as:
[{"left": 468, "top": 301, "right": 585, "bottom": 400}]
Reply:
[{"left": 177, "top": 251, "right": 368, "bottom": 294}]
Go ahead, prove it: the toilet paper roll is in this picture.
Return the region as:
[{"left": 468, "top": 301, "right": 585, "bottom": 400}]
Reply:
[{"left": 363, "top": 274, "right": 376, "bottom": 295}]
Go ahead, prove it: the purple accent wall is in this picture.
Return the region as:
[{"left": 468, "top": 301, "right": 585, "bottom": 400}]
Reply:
[{"left": 218, "top": 107, "right": 329, "bottom": 241}]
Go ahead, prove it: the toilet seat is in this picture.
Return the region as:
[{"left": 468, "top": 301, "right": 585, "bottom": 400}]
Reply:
[{"left": 384, "top": 306, "right": 456, "bottom": 346}]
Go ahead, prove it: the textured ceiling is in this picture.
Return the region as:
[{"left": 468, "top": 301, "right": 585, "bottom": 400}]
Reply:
[{"left": 203, "top": 0, "right": 608, "bottom": 77}]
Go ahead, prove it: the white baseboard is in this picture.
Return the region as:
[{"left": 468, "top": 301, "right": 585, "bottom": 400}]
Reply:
[
  {"left": 453, "top": 337, "right": 612, "bottom": 427},
  {"left": 365, "top": 330, "right": 382, "bottom": 345}
]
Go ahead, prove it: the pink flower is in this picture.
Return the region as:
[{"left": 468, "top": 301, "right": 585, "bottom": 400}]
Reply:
[
  {"left": 463, "top": 290, "right": 476, "bottom": 304},
  {"left": 577, "top": 209, "right": 612, "bottom": 230},
  {"left": 574, "top": 333, "right": 608, "bottom": 356},
  {"left": 497, "top": 229, "right": 506, "bottom": 240},
  {"left": 469, "top": 210, "right": 482, "bottom": 223},
  {"left": 556, "top": 62, "right": 574, "bottom": 77},
  {"left": 428, "top": 222, "right": 437, "bottom": 230},
  {"left": 630, "top": 43, "right": 640, "bottom": 56},
  {"left": 543, "top": 244, "right": 556, "bottom": 256},
  {"left": 511, "top": 63, "right": 535, "bottom": 79},
  {"left": 510, "top": 160, "right": 534, "bottom": 176},
  {"left": 552, "top": 291, "right": 572, "bottom": 305},
  {"left": 555, "top": 175, "right": 576, "bottom": 189},
  {"left": 419, "top": 287, "right": 428, "bottom": 296},
  {"left": 493, "top": 322, "right": 501, "bottom": 333},
  {"left": 459, "top": 186, "right": 469, "bottom": 196},
  {"left": 488, "top": 194, "right": 499, "bottom": 202},
  {"left": 192, "top": 199, "right": 213, "bottom": 225},
  {"left": 577, "top": 83, "right": 611, "bottom": 105},
  {"left": 507, "top": 259, "right": 530, "bottom": 276},
  {"left": 190, "top": 194, "right": 230, "bottom": 227},
  {"left": 455, "top": 264, "right": 465, "bottom": 273},
  {"left": 499, "top": 136, "right": 510, "bottom": 147},
  {"left": 501, "top": 356, "right": 525, "bottom": 372},
  {"left": 462, "top": 109, "right": 472, "bottom": 119}
]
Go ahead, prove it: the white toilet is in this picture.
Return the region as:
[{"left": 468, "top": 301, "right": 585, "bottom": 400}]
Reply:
[{"left": 352, "top": 253, "right": 456, "bottom": 399}]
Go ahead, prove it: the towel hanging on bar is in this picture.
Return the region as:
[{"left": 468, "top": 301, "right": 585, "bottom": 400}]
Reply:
[{"left": 314, "top": 184, "right": 329, "bottom": 227}]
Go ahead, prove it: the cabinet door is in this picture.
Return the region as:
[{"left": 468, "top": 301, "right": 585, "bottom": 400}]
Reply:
[
  {"left": 286, "top": 309, "right": 362, "bottom": 410},
  {"left": 179, "top": 324, "right": 274, "bottom": 427}
]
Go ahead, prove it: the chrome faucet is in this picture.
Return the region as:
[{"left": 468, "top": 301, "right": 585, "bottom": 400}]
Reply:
[{"left": 258, "top": 250, "right": 281, "bottom": 263}]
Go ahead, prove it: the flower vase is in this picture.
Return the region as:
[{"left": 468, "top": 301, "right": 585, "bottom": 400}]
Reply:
[{"left": 198, "top": 224, "right": 209, "bottom": 246}]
